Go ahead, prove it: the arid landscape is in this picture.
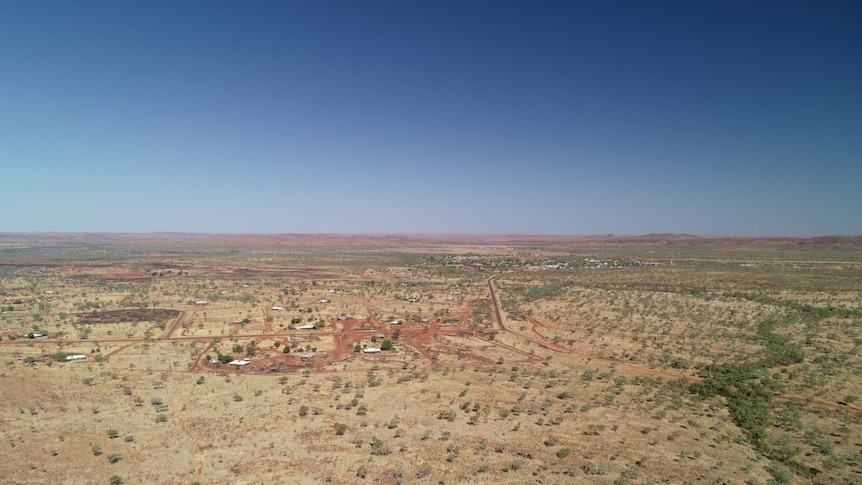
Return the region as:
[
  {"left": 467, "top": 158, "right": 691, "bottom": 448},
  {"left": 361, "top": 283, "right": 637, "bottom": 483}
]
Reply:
[{"left": 1, "top": 233, "right": 861, "bottom": 484}]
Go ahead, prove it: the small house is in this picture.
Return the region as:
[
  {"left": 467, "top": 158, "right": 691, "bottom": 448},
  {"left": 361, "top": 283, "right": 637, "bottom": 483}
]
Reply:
[{"left": 363, "top": 347, "right": 382, "bottom": 353}]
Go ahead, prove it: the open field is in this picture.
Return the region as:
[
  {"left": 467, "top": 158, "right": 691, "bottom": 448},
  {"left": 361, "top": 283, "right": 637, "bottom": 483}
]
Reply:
[{"left": 1, "top": 233, "right": 861, "bottom": 484}]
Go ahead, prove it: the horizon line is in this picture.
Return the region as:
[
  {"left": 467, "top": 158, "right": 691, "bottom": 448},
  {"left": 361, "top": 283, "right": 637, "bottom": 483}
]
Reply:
[{"left": 1, "top": 231, "right": 860, "bottom": 239}]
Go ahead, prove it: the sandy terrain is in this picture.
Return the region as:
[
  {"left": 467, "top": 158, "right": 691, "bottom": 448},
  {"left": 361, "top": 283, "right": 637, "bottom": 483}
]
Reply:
[{"left": 0, "top": 234, "right": 860, "bottom": 484}]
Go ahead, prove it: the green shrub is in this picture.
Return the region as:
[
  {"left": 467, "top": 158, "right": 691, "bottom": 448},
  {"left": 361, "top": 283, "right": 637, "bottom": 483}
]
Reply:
[
  {"left": 767, "top": 462, "right": 794, "bottom": 484},
  {"left": 370, "top": 437, "right": 392, "bottom": 455},
  {"left": 417, "top": 463, "right": 432, "bottom": 477},
  {"left": 582, "top": 462, "right": 609, "bottom": 475}
]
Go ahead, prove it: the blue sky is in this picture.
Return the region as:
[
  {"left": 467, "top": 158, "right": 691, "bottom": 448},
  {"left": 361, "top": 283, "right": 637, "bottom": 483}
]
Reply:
[{"left": 1, "top": 1, "right": 860, "bottom": 235}]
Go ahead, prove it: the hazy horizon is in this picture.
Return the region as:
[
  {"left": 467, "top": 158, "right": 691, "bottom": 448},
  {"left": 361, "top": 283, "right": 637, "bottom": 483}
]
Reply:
[
  {"left": 2, "top": 231, "right": 859, "bottom": 239},
  {"left": 2, "top": 1, "right": 860, "bottom": 236}
]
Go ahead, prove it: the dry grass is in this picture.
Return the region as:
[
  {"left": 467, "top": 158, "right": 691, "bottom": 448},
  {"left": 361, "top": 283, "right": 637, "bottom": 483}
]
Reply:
[{"left": 1, "top": 234, "right": 860, "bottom": 484}]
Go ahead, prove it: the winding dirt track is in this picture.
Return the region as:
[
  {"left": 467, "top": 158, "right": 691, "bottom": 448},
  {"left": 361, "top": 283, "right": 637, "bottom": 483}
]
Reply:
[
  {"left": 189, "top": 342, "right": 214, "bottom": 371},
  {"left": 486, "top": 275, "right": 681, "bottom": 375},
  {"left": 162, "top": 311, "right": 188, "bottom": 339},
  {"left": 178, "top": 415, "right": 206, "bottom": 483},
  {"left": 484, "top": 274, "right": 860, "bottom": 414},
  {"left": 261, "top": 306, "right": 274, "bottom": 332}
]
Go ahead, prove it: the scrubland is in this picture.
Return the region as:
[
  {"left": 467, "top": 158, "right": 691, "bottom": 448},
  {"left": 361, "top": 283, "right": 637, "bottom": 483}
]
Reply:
[{"left": 0, "top": 234, "right": 860, "bottom": 484}]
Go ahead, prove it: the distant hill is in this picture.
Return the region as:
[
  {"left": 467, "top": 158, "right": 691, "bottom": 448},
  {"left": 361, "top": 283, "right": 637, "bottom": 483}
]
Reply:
[{"left": 1, "top": 232, "right": 861, "bottom": 248}]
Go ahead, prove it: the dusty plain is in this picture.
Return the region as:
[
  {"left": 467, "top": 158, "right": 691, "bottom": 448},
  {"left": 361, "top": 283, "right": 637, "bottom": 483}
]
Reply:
[{"left": 0, "top": 233, "right": 861, "bottom": 484}]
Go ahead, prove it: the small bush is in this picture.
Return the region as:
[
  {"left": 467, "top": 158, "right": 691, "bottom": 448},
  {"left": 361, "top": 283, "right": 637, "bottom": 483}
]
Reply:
[
  {"left": 437, "top": 409, "right": 456, "bottom": 422},
  {"left": 582, "top": 462, "right": 610, "bottom": 475},
  {"left": 767, "top": 462, "right": 794, "bottom": 484},
  {"left": 815, "top": 440, "right": 833, "bottom": 455},
  {"left": 503, "top": 459, "right": 526, "bottom": 472},
  {"left": 371, "top": 437, "right": 392, "bottom": 456}
]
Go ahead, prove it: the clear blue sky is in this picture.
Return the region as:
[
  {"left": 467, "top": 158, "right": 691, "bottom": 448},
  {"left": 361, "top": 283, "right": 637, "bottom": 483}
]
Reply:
[{"left": 2, "top": 1, "right": 860, "bottom": 235}]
